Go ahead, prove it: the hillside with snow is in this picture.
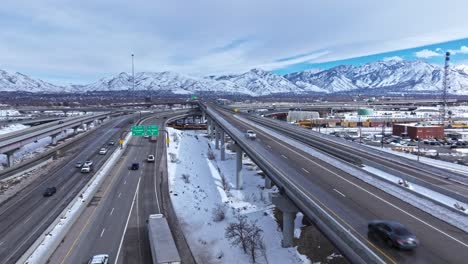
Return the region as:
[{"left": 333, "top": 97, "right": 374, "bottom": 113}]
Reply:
[
  {"left": 2, "top": 60, "right": 468, "bottom": 96},
  {"left": 0, "top": 70, "right": 65, "bottom": 93}
]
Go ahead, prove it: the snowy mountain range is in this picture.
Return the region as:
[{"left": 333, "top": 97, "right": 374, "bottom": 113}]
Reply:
[{"left": 2, "top": 60, "right": 468, "bottom": 96}]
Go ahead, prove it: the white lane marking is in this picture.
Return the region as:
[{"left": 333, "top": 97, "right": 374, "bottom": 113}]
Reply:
[
  {"left": 115, "top": 177, "right": 141, "bottom": 264},
  {"left": 281, "top": 154, "right": 288, "bottom": 159},
  {"left": 251, "top": 123, "right": 468, "bottom": 248},
  {"left": 333, "top": 189, "right": 346, "bottom": 197},
  {"left": 124, "top": 180, "right": 127, "bottom": 185},
  {"left": 100, "top": 228, "right": 105, "bottom": 238},
  {"left": 110, "top": 207, "right": 115, "bottom": 216},
  {"left": 301, "top": 168, "right": 310, "bottom": 174},
  {"left": 0, "top": 241, "right": 4, "bottom": 246},
  {"left": 24, "top": 216, "right": 32, "bottom": 224},
  {"left": 118, "top": 192, "right": 122, "bottom": 198},
  {"left": 267, "top": 145, "right": 272, "bottom": 149}
]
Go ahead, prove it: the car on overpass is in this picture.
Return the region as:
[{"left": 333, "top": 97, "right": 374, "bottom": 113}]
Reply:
[
  {"left": 147, "top": 155, "right": 155, "bottom": 162},
  {"left": 368, "top": 220, "right": 419, "bottom": 250},
  {"left": 84, "top": 160, "right": 93, "bottom": 167},
  {"left": 43, "top": 187, "right": 57, "bottom": 197},
  {"left": 88, "top": 254, "right": 109, "bottom": 264},
  {"left": 245, "top": 130, "right": 256, "bottom": 139},
  {"left": 75, "top": 162, "right": 83, "bottom": 168},
  {"left": 108, "top": 140, "right": 115, "bottom": 146}
]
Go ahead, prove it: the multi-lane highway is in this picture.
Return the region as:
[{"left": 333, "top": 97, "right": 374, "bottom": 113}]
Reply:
[
  {"left": 0, "top": 114, "right": 132, "bottom": 263},
  {"left": 50, "top": 112, "right": 195, "bottom": 264},
  {"left": 209, "top": 105, "right": 468, "bottom": 264}
]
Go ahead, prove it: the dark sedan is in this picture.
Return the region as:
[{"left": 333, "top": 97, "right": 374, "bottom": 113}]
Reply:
[
  {"left": 43, "top": 187, "right": 57, "bottom": 197},
  {"left": 368, "top": 220, "right": 419, "bottom": 250}
]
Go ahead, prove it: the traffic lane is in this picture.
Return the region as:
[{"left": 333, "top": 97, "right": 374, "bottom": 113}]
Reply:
[
  {"left": 121, "top": 119, "right": 162, "bottom": 263},
  {"left": 62, "top": 136, "right": 150, "bottom": 264},
  {"left": 257, "top": 134, "right": 461, "bottom": 264},
  {"left": 64, "top": 171, "right": 141, "bottom": 264},
  {"left": 0, "top": 117, "right": 131, "bottom": 263},
  {"left": 250, "top": 119, "right": 468, "bottom": 263},
  {"left": 222, "top": 111, "right": 468, "bottom": 263}
]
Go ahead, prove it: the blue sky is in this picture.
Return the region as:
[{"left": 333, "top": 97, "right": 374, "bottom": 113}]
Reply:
[
  {"left": 1, "top": 0, "right": 468, "bottom": 85},
  {"left": 273, "top": 38, "right": 468, "bottom": 75}
]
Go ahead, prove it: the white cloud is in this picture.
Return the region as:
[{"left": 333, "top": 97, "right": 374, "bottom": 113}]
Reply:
[
  {"left": 449, "top": 46, "right": 468, "bottom": 55},
  {"left": 414, "top": 49, "right": 442, "bottom": 58},
  {"left": 383, "top": 56, "right": 404, "bottom": 62},
  {"left": 1, "top": 0, "right": 468, "bottom": 83}
]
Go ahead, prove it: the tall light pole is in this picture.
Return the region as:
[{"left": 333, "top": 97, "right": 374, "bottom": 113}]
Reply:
[
  {"left": 417, "top": 137, "right": 421, "bottom": 161},
  {"left": 132, "top": 54, "right": 135, "bottom": 124}
]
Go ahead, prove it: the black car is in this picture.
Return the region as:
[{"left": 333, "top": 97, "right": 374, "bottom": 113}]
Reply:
[
  {"left": 368, "top": 220, "right": 419, "bottom": 250},
  {"left": 130, "top": 163, "right": 140, "bottom": 170},
  {"left": 43, "top": 187, "right": 57, "bottom": 197}
]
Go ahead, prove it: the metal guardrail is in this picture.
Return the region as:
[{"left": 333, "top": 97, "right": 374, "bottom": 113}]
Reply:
[{"left": 202, "top": 104, "right": 385, "bottom": 264}]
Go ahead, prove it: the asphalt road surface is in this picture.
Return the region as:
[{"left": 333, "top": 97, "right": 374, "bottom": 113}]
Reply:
[
  {"left": 0, "top": 115, "right": 132, "bottom": 264},
  {"left": 214, "top": 106, "right": 468, "bottom": 264}
]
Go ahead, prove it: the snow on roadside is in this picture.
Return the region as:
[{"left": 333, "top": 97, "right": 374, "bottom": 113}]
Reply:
[
  {"left": 166, "top": 128, "right": 309, "bottom": 264},
  {"left": 0, "top": 123, "right": 28, "bottom": 135}
]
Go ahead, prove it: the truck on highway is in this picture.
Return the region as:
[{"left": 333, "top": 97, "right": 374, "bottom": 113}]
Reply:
[{"left": 147, "top": 214, "right": 181, "bottom": 264}]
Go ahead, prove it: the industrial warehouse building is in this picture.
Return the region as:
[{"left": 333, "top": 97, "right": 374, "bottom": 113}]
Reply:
[{"left": 393, "top": 123, "right": 444, "bottom": 139}]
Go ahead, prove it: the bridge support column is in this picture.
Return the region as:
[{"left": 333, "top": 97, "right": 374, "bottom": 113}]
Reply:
[
  {"left": 265, "top": 177, "right": 273, "bottom": 189},
  {"left": 215, "top": 124, "right": 220, "bottom": 150},
  {"left": 220, "top": 129, "right": 225, "bottom": 161},
  {"left": 235, "top": 143, "right": 243, "bottom": 189},
  {"left": 5, "top": 149, "right": 17, "bottom": 167},
  {"left": 272, "top": 193, "right": 298, "bottom": 248},
  {"left": 51, "top": 132, "right": 61, "bottom": 146},
  {"left": 207, "top": 118, "right": 212, "bottom": 139},
  {"left": 73, "top": 127, "right": 79, "bottom": 135},
  {"left": 202, "top": 111, "right": 206, "bottom": 123}
]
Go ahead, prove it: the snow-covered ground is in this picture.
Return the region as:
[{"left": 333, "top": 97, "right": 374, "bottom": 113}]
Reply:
[
  {"left": 0, "top": 123, "right": 29, "bottom": 135},
  {"left": 166, "top": 128, "right": 310, "bottom": 264},
  {"left": 0, "top": 109, "right": 21, "bottom": 120}
]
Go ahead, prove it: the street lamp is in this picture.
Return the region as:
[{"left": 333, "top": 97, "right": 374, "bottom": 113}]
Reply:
[
  {"left": 417, "top": 137, "right": 421, "bottom": 161},
  {"left": 132, "top": 54, "right": 135, "bottom": 124}
]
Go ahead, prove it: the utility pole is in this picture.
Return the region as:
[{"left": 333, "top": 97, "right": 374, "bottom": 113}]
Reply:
[
  {"left": 132, "top": 54, "right": 135, "bottom": 124},
  {"left": 380, "top": 117, "right": 385, "bottom": 148},
  {"left": 417, "top": 137, "right": 421, "bottom": 161}
]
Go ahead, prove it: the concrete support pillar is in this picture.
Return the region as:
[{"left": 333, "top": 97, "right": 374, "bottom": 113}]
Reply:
[
  {"left": 73, "top": 127, "right": 79, "bottom": 135},
  {"left": 220, "top": 129, "right": 225, "bottom": 161},
  {"left": 272, "top": 193, "right": 299, "bottom": 247},
  {"left": 202, "top": 111, "right": 206, "bottom": 123},
  {"left": 51, "top": 133, "right": 60, "bottom": 145},
  {"left": 235, "top": 143, "right": 243, "bottom": 189},
  {"left": 82, "top": 124, "right": 87, "bottom": 131},
  {"left": 265, "top": 177, "right": 273, "bottom": 189},
  {"left": 207, "top": 118, "right": 212, "bottom": 138},
  {"left": 215, "top": 124, "right": 220, "bottom": 150},
  {"left": 5, "top": 150, "right": 16, "bottom": 167}
]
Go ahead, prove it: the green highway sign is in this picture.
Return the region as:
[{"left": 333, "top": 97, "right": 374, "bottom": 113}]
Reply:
[
  {"left": 132, "top": 125, "right": 145, "bottom": 136},
  {"left": 147, "top": 125, "right": 159, "bottom": 136}
]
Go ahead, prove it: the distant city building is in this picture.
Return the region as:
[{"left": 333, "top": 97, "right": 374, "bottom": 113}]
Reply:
[
  {"left": 287, "top": 111, "right": 319, "bottom": 123},
  {"left": 393, "top": 123, "right": 444, "bottom": 139},
  {"left": 215, "top": 98, "right": 230, "bottom": 105}
]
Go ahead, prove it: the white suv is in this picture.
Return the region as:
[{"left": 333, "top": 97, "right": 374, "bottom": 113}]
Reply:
[
  {"left": 99, "top": 148, "right": 107, "bottom": 155},
  {"left": 88, "top": 254, "right": 109, "bottom": 264},
  {"left": 81, "top": 165, "right": 91, "bottom": 173},
  {"left": 147, "top": 154, "right": 155, "bottom": 162},
  {"left": 246, "top": 130, "right": 256, "bottom": 139}
]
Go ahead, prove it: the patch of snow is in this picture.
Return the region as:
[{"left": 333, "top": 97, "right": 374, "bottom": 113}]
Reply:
[{"left": 167, "top": 128, "right": 309, "bottom": 264}]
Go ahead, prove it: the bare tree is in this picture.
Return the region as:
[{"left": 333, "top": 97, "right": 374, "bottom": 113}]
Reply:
[
  {"left": 225, "top": 214, "right": 250, "bottom": 253},
  {"left": 246, "top": 222, "right": 264, "bottom": 263}
]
